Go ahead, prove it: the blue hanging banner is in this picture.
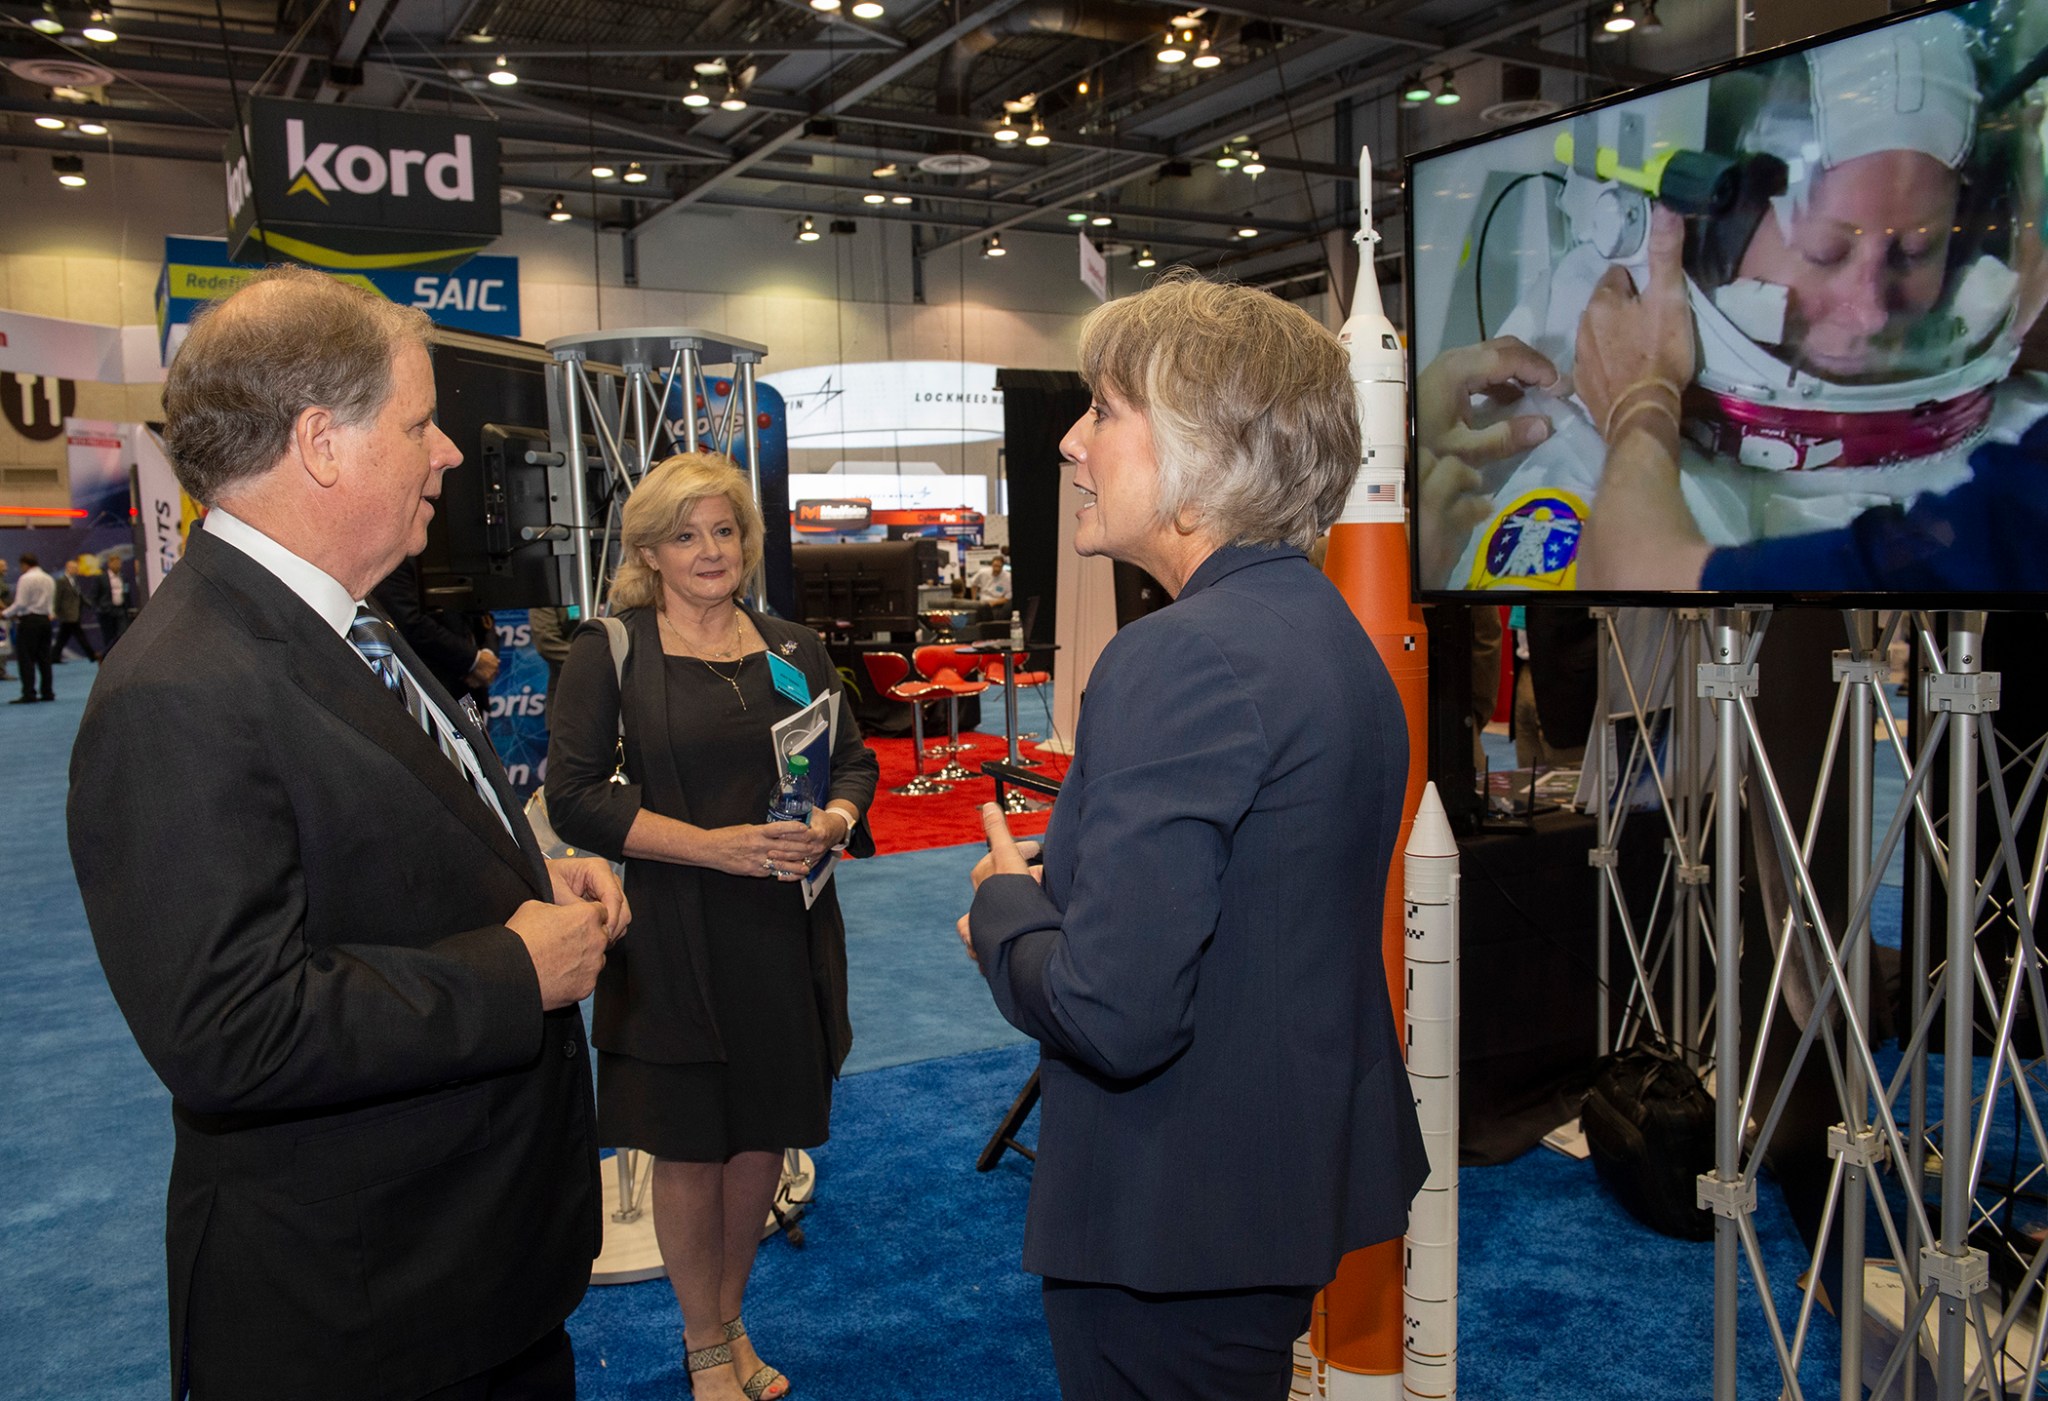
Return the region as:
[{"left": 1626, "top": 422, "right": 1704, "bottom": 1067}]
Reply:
[{"left": 157, "top": 236, "right": 520, "bottom": 363}]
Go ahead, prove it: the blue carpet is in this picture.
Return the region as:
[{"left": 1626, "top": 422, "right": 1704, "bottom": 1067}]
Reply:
[
  {"left": 0, "top": 665, "right": 1976, "bottom": 1401},
  {"left": 838, "top": 842, "right": 1028, "bottom": 1075}
]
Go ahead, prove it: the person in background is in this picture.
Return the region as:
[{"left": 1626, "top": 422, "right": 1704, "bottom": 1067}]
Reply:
[
  {"left": 969, "top": 553, "right": 1013, "bottom": 604},
  {"left": 545, "top": 452, "right": 879, "bottom": 1401},
  {"left": 372, "top": 555, "right": 499, "bottom": 704},
  {"left": 51, "top": 560, "right": 99, "bottom": 663},
  {"left": 73, "top": 556, "right": 113, "bottom": 658},
  {"left": 960, "top": 271, "right": 1427, "bottom": 1401},
  {"left": 529, "top": 604, "right": 573, "bottom": 711},
  {"left": 0, "top": 559, "right": 13, "bottom": 683},
  {"left": 68, "top": 265, "right": 625, "bottom": 1399},
  {"left": 4, "top": 553, "right": 55, "bottom": 703},
  {"left": 92, "top": 555, "right": 129, "bottom": 651}
]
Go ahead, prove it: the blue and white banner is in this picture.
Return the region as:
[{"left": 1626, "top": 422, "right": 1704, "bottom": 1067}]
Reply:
[{"left": 485, "top": 609, "right": 551, "bottom": 799}]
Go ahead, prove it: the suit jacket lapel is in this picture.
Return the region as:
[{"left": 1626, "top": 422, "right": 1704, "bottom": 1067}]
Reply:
[
  {"left": 179, "top": 533, "right": 543, "bottom": 893},
  {"left": 368, "top": 612, "right": 548, "bottom": 893}
]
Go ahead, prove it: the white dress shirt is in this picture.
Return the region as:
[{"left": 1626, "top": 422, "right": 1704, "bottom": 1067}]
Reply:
[
  {"left": 202, "top": 510, "right": 515, "bottom": 837},
  {"left": 2, "top": 566, "right": 55, "bottom": 619}
]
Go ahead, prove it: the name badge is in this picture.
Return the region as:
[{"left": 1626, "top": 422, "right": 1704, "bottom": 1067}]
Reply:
[{"left": 766, "top": 653, "right": 811, "bottom": 706}]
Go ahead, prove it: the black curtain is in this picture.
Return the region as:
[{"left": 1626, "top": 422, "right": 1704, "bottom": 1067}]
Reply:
[{"left": 997, "top": 369, "right": 1089, "bottom": 665}]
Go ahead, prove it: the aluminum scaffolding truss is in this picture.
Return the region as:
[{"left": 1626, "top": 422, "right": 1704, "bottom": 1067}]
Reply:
[
  {"left": 1611, "top": 607, "right": 2048, "bottom": 1401},
  {"left": 1587, "top": 606, "right": 1722, "bottom": 1064},
  {"left": 542, "top": 327, "right": 769, "bottom": 620}
]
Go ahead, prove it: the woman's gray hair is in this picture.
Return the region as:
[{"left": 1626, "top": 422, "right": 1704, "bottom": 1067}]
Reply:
[
  {"left": 610, "top": 452, "right": 765, "bottom": 611},
  {"left": 1077, "top": 269, "right": 1361, "bottom": 552},
  {"left": 162, "top": 264, "right": 433, "bottom": 505}
]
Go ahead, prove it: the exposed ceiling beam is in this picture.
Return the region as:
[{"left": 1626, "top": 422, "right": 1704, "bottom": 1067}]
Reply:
[
  {"left": 1129, "top": 0, "right": 1444, "bottom": 49},
  {"left": 641, "top": 0, "right": 1035, "bottom": 228},
  {"left": 1474, "top": 39, "right": 1664, "bottom": 87},
  {"left": 315, "top": 0, "right": 396, "bottom": 102},
  {"left": 372, "top": 37, "right": 902, "bottom": 61}
]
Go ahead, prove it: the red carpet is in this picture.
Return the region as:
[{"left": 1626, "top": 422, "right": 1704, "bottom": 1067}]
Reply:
[{"left": 860, "top": 734, "right": 1069, "bottom": 855}]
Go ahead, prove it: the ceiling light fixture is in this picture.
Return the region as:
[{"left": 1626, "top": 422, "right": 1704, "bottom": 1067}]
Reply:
[
  {"left": 53, "top": 155, "right": 86, "bottom": 186},
  {"left": 547, "top": 195, "right": 571, "bottom": 221},
  {"left": 487, "top": 55, "right": 517, "bottom": 86},
  {"left": 1603, "top": 2, "right": 1635, "bottom": 33},
  {"left": 622, "top": 161, "right": 647, "bottom": 183},
  {"left": 1402, "top": 76, "right": 1432, "bottom": 106},
  {"left": 863, "top": 192, "right": 885, "bottom": 204},
  {"left": 810, "top": 0, "right": 841, "bottom": 10},
  {"left": 35, "top": 115, "right": 66, "bottom": 130},
  {"left": 1077, "top": 75, "right": 1090, "bottom": 96},
  {"left": 890, "top": 194, "right": 911, "bottom": 204},
  {"left": 796, "top": 216, "right": 821, "bottom": 242},
  {"left": 1638, "top": 0, "right": 1662, "bottom": 32},
  {"left": 872, "top": 161, "right": 898, "bottom": 178},
  {"left": 1066, "top": 210, "right": 1089, "bottom": 224},
  {"left": 590, "top": 160, "right": 616, "bottom": 178},
  {"left": 682, "top": 80, "right": 710, "bottom": 107},
  {"left": 76, "top": 118, "right": 108, "bottom": 135},
  {"left": 1192, "top": 38, "right": 1220, "bottom": 69},
  {"left": 1090, "top": 213, "right": 1113, "bottom": 228},
  {"left": 31, "top": 3, "right": 63, "bottom": 32},
  {"left": 1434, "top": 74, "right": 1461, "bottom": 105},
  {"left": 982, "top": 234, "right": 1006, "bottom": 258},
  {"left": 1134, "top": 246, "right": 1157, "bottom": 268},
  {"left": 1235, "top": 220, "right": 1258, "bottom": 239},
  {"left": 850, "top": 0, "right": 885, "bottom": 15},
  {"left": 81, "top": 11, "right": 117, "bottom": 42},
  {"left": 993, "top": 114, "right": 1020, "bottom": 143},
  {"left": 1156, "top": 29, "right": 1186, "bottom": 63},
  {"left": 720, "top": 81, "right": 747, "bottom": 112},
  {"left": 1241, "top": 150, "right": 1266, "bottom": 176},
  {"left": 1025, "top": 114, "right": 1050, "bottom": 147},
  {"left": 1215, "top": 147, "right": 1240, "bottom": 170}
]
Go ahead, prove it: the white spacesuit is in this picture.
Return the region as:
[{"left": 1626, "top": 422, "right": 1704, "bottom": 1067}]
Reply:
[{"left": 1431, "top": 7, "right": 2048, "bottom": 591}]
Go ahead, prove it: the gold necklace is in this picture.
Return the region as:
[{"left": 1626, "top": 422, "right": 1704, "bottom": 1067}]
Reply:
[{"left": 660, "top": 608, "right": 748, "bottom": 709}]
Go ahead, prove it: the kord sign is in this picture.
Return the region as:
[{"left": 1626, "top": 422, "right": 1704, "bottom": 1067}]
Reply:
[{"left": 226, "top": 98, "right": 500, "bottom": 272}]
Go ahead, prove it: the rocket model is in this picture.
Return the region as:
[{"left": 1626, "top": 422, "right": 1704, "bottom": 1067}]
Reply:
[
  {"left": 1401, "top": 784, "right": 1460, "bottom": 1399},
  {"left": 1304, "top": 144, "right": 1440, "bottom": 1398}
]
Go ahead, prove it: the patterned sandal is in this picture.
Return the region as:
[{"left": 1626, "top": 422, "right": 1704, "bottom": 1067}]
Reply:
[
  {"left": 722, "top": 1317, "right": 791, "bottom": 1401},
  {"left": 685, "top": 1340, "right": 733, "bottom": 1391}
]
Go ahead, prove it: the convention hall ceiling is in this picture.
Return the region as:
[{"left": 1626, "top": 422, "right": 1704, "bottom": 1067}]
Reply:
[{"left": 0, "top": 0, "right": 1694, "bottom": 297}]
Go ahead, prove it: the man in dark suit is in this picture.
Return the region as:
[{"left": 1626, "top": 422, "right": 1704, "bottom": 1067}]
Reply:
[{"left": 68, "top": 266, "right": 627, "bottom": 1401}]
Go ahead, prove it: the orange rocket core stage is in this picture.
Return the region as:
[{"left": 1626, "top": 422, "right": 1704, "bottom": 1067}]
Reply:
[{"left": 1315, "top": 514, "right": 1429, "bottom": 1377}]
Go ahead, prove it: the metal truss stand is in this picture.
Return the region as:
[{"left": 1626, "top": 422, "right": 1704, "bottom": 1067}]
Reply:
[
  {"left": 1586, "top": 606, "right": 1719, "bottom": 1063},
  {"left": 1687, "top": 608, "right": 2048, "bottom": 1401},
  {"left": 543, "top": 327, "right": 769, "bottom": 618}
]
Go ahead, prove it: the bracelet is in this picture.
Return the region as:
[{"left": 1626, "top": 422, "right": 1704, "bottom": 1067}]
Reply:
[
  {"left": 1602, "top": 376, "right": 1683, "bottom": 441},
  {"left": 1608, "top": 395, "right": 1682, "bottom": 443},
  {"left": 823, "top": 807, "right": 855, "bottom": 846}
]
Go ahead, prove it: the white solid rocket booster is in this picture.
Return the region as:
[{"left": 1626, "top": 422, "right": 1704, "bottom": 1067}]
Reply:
[
  {"left": 1402, "top": 783, "right": 1460, "bottom": 1400},
  {"left": 1336, "top": 143, "right": 1409, "bottom": 529}
]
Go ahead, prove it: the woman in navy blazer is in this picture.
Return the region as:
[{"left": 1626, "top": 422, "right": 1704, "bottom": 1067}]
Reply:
[{"left": 964, "top": 271, "right": 1428, "bottom": 1400}]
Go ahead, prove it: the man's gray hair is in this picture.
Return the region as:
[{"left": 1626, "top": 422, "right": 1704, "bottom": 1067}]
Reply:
[
  {"left": 1077, "top": 269, "right": 1361, "bottom": 552},
  {"left": 162, "top": 265, "right": 434, "bottom": 505}
]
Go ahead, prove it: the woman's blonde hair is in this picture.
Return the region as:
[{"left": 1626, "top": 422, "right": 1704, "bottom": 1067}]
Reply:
[
  {"left": 1077, "top": 268, "right": 1361, "bottom": 552},
  {"left": 609, "top": 453, "right": 765, "bottom": 610}
]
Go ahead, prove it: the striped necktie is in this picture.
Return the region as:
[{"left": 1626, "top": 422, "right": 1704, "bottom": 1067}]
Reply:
[{"left": 347, "top": 606, "right": 497, "bottom": 812}]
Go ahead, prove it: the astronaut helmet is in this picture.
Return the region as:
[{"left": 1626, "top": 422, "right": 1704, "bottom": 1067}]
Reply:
[{"left": 1682, "top": 9, "right": 2029, "bottom": 470}]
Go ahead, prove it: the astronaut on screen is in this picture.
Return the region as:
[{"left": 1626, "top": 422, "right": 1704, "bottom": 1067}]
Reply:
[{"left": 1413, "top": 3, "right": 2048, "bottom": 592}]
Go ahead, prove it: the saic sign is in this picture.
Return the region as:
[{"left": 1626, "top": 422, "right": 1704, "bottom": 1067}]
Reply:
[{"left": 225, "top": 98, "right": 500, "bottom": 271}]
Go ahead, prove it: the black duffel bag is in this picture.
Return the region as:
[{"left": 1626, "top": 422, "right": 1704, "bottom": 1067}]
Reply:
[{"left": 1581, "top": 1040, "right": 1716, "bottom": 1240}]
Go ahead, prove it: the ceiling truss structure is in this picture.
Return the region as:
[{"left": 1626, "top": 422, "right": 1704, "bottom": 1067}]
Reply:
[{"left": 0, "top": 0, "right": 1683, "bottom": 299}]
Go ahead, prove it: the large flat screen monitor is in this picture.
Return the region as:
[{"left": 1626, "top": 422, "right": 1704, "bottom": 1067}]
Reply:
[
  {"left": 791, "top": 541, "right": 921, "bottom": 634},
  {"left": 1408, "top": 0, "right": 2047, "bottom": 605}
]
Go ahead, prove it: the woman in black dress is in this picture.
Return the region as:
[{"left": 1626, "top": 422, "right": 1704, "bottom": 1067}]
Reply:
[{"left": 545, "top": 453, "right": 878, "bottom": 1401}]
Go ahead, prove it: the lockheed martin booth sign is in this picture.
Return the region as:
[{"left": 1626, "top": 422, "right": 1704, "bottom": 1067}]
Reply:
[{"left": 225, "top": 99, "right": 500, "bottom": 270}]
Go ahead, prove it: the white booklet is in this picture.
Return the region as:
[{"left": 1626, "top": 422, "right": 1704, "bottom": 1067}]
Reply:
[{"left": 769, "top": 690, "right": 841, "bottom": 909}]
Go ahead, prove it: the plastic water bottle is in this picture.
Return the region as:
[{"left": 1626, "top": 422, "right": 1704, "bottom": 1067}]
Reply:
[
  {"left": 768, "top": 754, "right": 814, "bottom": 824},
  {"left": 1008, "top": 609, "right": 1025, "bottom": 649}
]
